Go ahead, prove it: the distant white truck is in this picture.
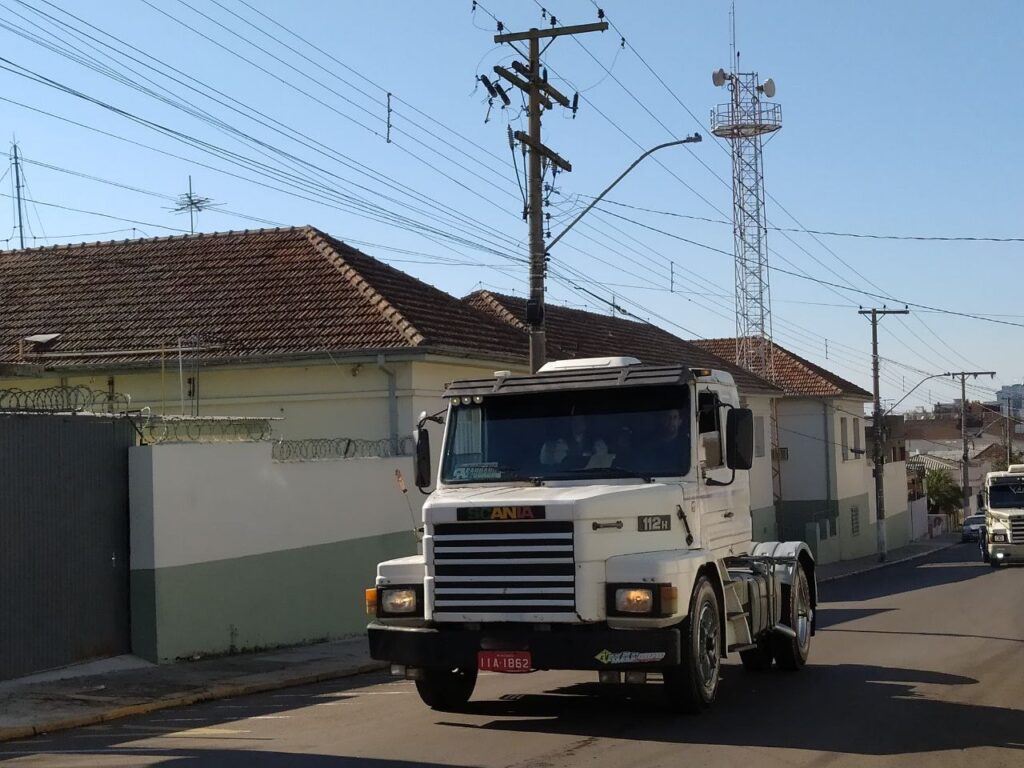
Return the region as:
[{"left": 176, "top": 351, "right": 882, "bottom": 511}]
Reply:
[
  {"left": 981, "top": 464, "right": 1024, "bottom": 567},
  {"left": 366, "top": 357, "right": 816, "bottom": 713}
]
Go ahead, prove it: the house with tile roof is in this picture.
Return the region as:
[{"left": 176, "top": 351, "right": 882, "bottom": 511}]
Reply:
[
  {"left": 465, "top": 291, "right": 784, "bottom": 541},
  {"left": 692, "top": 337, "right": 910, "bottom": 561},
  {"left": 0, "top": 227, "right": 533, "bottom": 443}
]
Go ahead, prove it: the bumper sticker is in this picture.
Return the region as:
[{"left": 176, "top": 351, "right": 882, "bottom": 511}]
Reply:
[{"left": 594, "top": 649, "right": 667, "bottom": 665}]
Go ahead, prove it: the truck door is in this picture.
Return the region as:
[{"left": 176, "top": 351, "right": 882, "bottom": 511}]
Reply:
[{"left": 697, "top": 389, "right": 751, "bottom": 555}]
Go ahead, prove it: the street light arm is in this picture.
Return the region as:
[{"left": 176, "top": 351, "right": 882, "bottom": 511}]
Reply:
[
  {"left": 884, "top": 373, "right": 946, "bottom": 416},
  {"left": 546, "top": 133, "right": 702, "bottom": 249}
]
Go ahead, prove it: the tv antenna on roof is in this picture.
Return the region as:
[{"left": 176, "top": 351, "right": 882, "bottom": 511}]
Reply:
[{"left": 169, "top": 176, "right": 220, "bottom": 234}]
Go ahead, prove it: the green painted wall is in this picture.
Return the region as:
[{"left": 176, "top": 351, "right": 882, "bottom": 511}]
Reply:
[
  {"left": 836, "top": 493, "right": 874, "bottom": 561},
  {"left": 130, "top": 531, "right": 415, "bottom": 663},
  {"left": 779, "top": 499, "right": 839, "bottom": 543}
]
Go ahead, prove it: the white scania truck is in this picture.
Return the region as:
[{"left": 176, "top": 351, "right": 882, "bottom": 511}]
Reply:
[
  {"left": 366, "top": 357, "right": 816, "bottom": 713},
  {"left": 981, "top": 464, "right": 1024, "bottom": 567}
]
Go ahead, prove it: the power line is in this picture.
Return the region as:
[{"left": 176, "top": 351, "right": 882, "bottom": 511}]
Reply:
[
  {"left": 561, "top": 1, "right": 988, "bottom": 380},
  {"left": 0, "top": 191, "right": 189, "bottom": 233},
  {"left": 590, "top": 198, "right": 1024, "bottom": 243}
]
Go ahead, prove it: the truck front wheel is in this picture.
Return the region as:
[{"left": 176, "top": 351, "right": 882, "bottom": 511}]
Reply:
[
  {"left": 414, "top": 667, "right": 478, "bottom": 711},
  {"left": 664, "top": 575, "right": 721, "bottom": 714},
  {"left": 773, "top": 565, "right": 812, "bottom": 671}
]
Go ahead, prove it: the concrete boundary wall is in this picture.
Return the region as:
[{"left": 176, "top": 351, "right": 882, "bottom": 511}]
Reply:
[{"left": 129, "top": 442, "right": 421, "bottom": 662}]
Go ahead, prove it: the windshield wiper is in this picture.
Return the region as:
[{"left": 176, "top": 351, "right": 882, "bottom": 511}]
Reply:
[{"left": 557, "top": 466, "right": 654, "bottom": 483}]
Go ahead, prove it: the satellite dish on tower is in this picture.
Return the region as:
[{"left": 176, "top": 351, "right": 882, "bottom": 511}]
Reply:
[
  {"left": 761, "top": 78, "right": 776, "bottom": 98},
  {"left": 712, "top": 68, "right": 727, "bottom": 87}
]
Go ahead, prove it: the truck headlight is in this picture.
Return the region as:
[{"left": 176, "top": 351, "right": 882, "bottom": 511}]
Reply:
[
  {"left": 608, "top": 584, "right": 677, "bottom": 616},
  {"left": 616, "top": 588, "right": 654, "bottom": 614},
  {"left": 992, "top": 531, "right": 1008, "bottom": 543},
  {"left": 379, "top": 587, "right": 421, "bottom": 616}
]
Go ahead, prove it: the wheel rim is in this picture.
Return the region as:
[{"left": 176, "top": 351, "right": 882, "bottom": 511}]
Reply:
[
  {"left": 795, "top": 574, "right": 812, "bottom": 653},
  {"left": 696, "top": 600, "right": 719, "bottom": 693}
]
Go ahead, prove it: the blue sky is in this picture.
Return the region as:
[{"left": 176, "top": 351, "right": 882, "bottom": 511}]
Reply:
[{"left": 2, "top": 1, "right": 1021, "bottom": 412}]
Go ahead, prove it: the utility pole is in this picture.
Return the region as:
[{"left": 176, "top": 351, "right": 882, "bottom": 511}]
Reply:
[
  {"left": 12, "top": 141, "right": 26, "bottom": 249},
  {"left": 492, "top": 20, "right": 607, "bottom": 372},
  {"left": 946, "top": 370, "right": 997, "bottom": 521},
  {"left": 859, "top": 306, "right": 909, "bottom": 561}
]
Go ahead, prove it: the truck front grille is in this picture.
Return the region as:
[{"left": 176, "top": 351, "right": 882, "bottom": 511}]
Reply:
[
  {"left": 1010, "top": 516, "right": 1024, "bottom": 543},
  {"left": 431, "top": 520, "right": 575, "bottom": 616}
]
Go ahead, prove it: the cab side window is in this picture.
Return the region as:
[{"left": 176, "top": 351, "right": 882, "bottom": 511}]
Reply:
[{"left": 698, "top": 391, "right": 724, "bottom": 468}]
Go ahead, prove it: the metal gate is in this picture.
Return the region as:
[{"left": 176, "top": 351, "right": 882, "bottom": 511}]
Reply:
[{"left": 0, "top": 413, "right": 136, "bottom": 680}]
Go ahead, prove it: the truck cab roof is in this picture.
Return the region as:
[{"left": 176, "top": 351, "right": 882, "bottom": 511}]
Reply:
[{"left": 444, "top": 360, "right": 735, "bottom": 399}]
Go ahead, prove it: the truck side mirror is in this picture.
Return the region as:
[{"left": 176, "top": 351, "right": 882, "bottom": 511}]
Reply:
[
  {"left": 413, "top": 427, "right": 432, "bottom": 489},
  {"left": 726, "top": 408, "right": 754, "bottom": 471}
]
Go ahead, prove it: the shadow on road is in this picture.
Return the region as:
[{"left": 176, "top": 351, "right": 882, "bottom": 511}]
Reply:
[
  {"left": 439, "top": 663, "right": 1024, "bottom": 756},
  {"left": 0, "top": 673, "right": 480, "bottom": 767},
  {"left": 0, "top": 753, "right": 477, "bottom": 767},
  {"left": 819, "top": 545, "right": 995, "bottom": 603},
  {"left": 815, "top": 607, "right": 895, "bottom": 629}
]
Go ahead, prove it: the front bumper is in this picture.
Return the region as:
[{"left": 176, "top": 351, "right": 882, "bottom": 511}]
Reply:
[
  {"left": 368, "top": 622, "right": 681, "bottom": 670},
  {"left": 988, "top": 542, "right": 1024, "bottom": 562}
]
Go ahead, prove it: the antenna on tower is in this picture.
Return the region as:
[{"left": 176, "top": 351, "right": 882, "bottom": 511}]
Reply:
[
  {"left": 709, "top": 15, "right": 781, "bottom": 381},
  {"left": 169, "top": 176, "right": 219, "bottom": 234}
]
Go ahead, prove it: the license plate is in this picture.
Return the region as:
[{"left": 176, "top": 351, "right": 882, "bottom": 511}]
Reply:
[{"left": 478, "top": 650, "right": 532, "bottom": 673}]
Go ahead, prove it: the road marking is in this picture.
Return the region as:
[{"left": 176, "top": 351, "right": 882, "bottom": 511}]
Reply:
[{"left": 248, "top": 715, "right": 292, "bottom": 720}]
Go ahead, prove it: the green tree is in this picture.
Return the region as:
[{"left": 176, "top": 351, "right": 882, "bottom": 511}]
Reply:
[{"left": 925, "top": 468, "right": 962, "bottom": 515}]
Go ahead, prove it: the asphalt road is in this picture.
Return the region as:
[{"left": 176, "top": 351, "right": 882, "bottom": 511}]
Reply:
[{"left": 2, "top": 544, "right": 1021, "bottom": 768}]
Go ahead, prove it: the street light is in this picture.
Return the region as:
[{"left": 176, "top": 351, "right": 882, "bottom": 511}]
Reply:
[
  {"left": 546, "top": 134, "right": 703, "bottom": 249},
  {"left": 884, "top": 373, "right": 948, "bottom": 417}
]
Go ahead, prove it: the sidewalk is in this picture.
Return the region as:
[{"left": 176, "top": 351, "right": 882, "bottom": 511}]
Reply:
[
  {"left": 1, "top": 536, "right": 961, "bottom": 743},
  {"left": 0, "top": 637, "right": 381, "bottom": 743},
  {"left": 816, "top": 533, "right": 960, "bottom": 583}
]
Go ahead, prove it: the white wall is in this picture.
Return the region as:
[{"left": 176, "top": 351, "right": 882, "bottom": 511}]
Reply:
[
  {"left": 883, "top": 460, "right": 909, "bottom": 520},
  {"left": 130, "top": 442, "right": 422, "bottom": 570},
  {"left": 777, "top": 399, "right": 828, "bottom": 501},
  {"left": 834, "top": 398, "right": 871, "bottom": 502},
  {"left": 910, "top": 497, "right": 929, "bottom": 540},
  {"left": 746, "top": 395, "right": 775, "bottom": 513}
]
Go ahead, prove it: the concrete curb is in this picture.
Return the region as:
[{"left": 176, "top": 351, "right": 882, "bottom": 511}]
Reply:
[
  {"left": 818, "top": 541, "right": 960, "bottom": 584},
  {"left": 0, "top": 660, "right": 386, "bottom": 744}
]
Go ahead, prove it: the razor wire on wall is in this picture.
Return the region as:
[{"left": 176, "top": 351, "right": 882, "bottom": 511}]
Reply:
[
  {"left": 273, "top": 436, "right": 414, "bottom": 462},
  {"left": 0, "top": 385, "right": 131, "bottom": 414}
]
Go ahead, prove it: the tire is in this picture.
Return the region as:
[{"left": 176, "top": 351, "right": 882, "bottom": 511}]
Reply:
[
  {"left": 981, "top": 544, "right": 990, "bottom": 563},
  {"left": 664, "top": 575, "right": 721, "bottom": 714},
  {"left": 773, "top": 565, "right": 812, "bottom": 671},
  {"left": 990, "top": 559, "right": 1001, "bottom": 569},
  {"left": 739, "top": 640, "right": 773, "bottom": 672},
  {"left": 414, "top": 667, "right": 477, "bottom": 711}
]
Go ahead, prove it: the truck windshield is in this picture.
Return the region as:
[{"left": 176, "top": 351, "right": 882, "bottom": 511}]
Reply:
[
  {"left": 988, "top": 480, "right": 1024, "bottom": 509},
  {"left": 441, "top": 384, "right": 691, "bottom": 483}
]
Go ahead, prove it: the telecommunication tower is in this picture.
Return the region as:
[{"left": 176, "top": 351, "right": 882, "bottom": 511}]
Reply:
[{"left": 710, "top": 27, "right": 781, "bottom": 381}]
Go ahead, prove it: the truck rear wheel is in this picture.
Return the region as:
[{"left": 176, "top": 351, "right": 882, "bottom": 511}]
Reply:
[
  {"left": 773, "top": 566, "right": 812, "bottom": 671},
  {"left": 664, "top": 575, "right": 721, "bottom": 714},
  {"left": 414, "top": 667, "right": 477, "bottom": 711}
]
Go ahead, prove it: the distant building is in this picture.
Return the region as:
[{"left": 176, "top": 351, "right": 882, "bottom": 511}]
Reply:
[{"left": 997, "top": 383, "right": 1024, "bottom": 421}]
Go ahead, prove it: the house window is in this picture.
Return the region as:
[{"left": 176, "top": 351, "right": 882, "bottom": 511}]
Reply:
[
  {"left": 775, "top": 446, "right": 789, "bottom": 461},
  {"left": 853, "top": 418, "right": 861, "bottom": 458},
  {"left": 851, "top": 505, "right": 860, "bottom": 536},
  {"left": 840, "top": 417, "right": 849, "bottom": 461},
  {"left": 892, "top": 446, "right": 898, "bottom": 463},
  {"left": 754, "top": 415, "right": 766, "bottom": 458}
]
